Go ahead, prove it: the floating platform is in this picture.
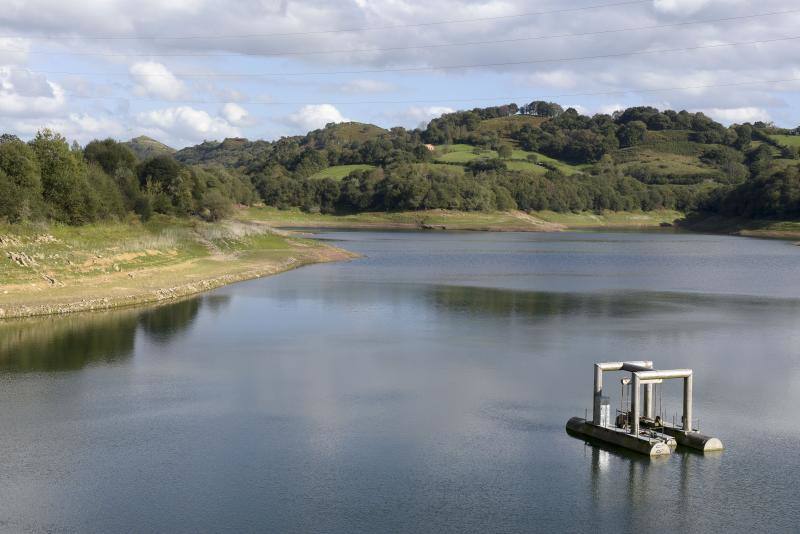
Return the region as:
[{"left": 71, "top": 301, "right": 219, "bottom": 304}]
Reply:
[
  {"left": 566, "top": 417, "right": 673, "bottom": 457},
  {"left": 567, "top": 360, "right": 723, "bottom": 457},
  {"left": 643, "top": 419, "right": 724, "bottom": 452}
]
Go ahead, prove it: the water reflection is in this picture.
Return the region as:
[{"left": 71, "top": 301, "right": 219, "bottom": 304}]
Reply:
[
  {"left": 0, "top": 295, "right": 227, "bottom": 372},
  {"left": 0, "top": 231, "right": 798, "bottom": 532}
]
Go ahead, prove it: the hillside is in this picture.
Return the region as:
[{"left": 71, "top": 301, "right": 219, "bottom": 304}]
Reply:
[
  {"left": 124, "top": 135, "right": 175, "bottom": 160},
  {"left": 2, "top": 102, "right": 798, "bottom": 229},
  {"left": 174, "top": 137, "right": 273, "bottom": 170},
  {"left": 132, "top": 104, "right": 800, "bottom": 221}
]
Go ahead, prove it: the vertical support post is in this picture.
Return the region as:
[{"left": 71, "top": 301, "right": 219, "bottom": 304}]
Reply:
[
  {"left": 592, "top": 364, "right": 603, "bottom": 425},
  {"left": 631, "top": 373, "right": 640, "bottom": 436},
  {"left": 683, "top": 374, "right": 693, "bottom": 432},
  {"left": 644, "top": 383, "right": 654, "bottom": 420}
]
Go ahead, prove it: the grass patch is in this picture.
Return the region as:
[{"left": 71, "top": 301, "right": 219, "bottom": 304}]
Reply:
[
  {"left": 533, "top": 209, "right": 683, "bottom": 227},
  {"left": 0, "top": 215, "right": 352, "bottom": 318},
  {"left": 434, "top": 144, "right": 583, "bottom": 175},
  {"left": 309, "top": 164, "right": 376, "bottom": 180},
  {"left": 506, "top": 160, "right": 546, "bottom": 174},
  {"left": 769, "top": 135, "right": 800, "bottom": 148},
  {"left": 616, "top": 149, "right": 719, "bottom": 179}
]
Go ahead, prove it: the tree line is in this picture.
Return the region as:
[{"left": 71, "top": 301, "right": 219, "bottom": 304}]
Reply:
[
  {"left": 0, "top": 131, "right": 256, "bottom": 224},
  {"left": 2, "top": 101, "right": 798, "bottom": 225},
  {"left": 254, "top": 159, "right": 706, "bottom": 215}
]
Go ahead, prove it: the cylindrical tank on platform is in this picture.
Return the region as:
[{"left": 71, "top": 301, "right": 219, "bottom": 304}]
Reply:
[{"left": 599, "top": 396, "right": 611, "bottom": 427}]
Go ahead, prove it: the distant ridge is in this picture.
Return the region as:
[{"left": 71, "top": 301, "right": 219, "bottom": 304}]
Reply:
[{"left": 124, "top": 135, "right": 176, "bottom": 160}]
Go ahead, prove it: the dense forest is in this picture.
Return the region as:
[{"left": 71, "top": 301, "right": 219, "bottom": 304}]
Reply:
[{"left": 1, "top": 102, "right": 799, "bottom": 225}]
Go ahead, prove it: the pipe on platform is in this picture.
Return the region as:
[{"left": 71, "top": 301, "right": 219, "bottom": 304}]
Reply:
[
  {"left": 683, "top": 374, "right": 693, "bottom": 431},
  {"left": 644, "top": 383, "right": 654, "bottom": 420},
  {"left": 635, "top": 369, "right": 693, "bottom": 434},
  {"left": 592, "top": 361, "right": 653, "bottom": 425},
  {"left": 631, "top": 373, "right": 641, "bottom": 436}
]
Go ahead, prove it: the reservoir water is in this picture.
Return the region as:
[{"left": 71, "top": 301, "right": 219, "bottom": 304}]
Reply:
[{"left": 1, "top": 230, "right": 799, "bottom": 533}]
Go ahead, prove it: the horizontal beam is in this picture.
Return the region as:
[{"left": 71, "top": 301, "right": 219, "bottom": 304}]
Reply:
[
  {"left": 621, "top": 377, "right": 663, "bottom": 385},
  {"left": 636, "top": 369, "right": 692, "bottom": 380},
  {"left": 596, "top": 361, "right": 653, "bottom": 372}
]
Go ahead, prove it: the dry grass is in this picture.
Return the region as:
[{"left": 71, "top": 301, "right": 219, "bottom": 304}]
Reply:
[{"left": 0, "top": 216, "right": 355, "bottom": 318}]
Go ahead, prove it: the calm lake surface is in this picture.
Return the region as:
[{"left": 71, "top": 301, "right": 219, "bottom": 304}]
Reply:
[{"left": 1, "top": 230, "right": 799, "bottom": 533}]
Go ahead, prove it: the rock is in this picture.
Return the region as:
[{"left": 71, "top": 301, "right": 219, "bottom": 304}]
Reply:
[
  {"left": 0, "top": 235, "right": 22, "bottom": 247},
  {"left": 6, "top": 251, "right": 37, "bottom": 267}
]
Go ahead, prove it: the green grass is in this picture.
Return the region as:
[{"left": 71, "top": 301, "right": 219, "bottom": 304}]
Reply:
[
  {"left": 435, "top": 151, "right": 484, "bottom": 163},
  {"left": 506, "top": 160, "right": 546, "bottom": 173},
  {"left": 433, "top": 144, "right": 495, "bottom": 163},
  {"left": 534, "top": 209, "right": 683, "bottom": 227},
  {"left": 770, "top": 135, "right": 800, "bottom": 148},
  {"left": 513, "top": 150, "right": 585, "bottom": 175},
  {"left": 616, "top": 149, "right": 719, "bottom": 178},
  {"left": 414, "top": 163, "right": 465, "bottom": 174},
  {"left": 433, "top": 144, "right": 583, "bottom": 175},
  {"left": 309, "top": 164, "right": 376, "bottom": 180}
]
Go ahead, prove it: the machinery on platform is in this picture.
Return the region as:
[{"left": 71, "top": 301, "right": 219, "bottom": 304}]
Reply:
[{"left": 566, "top": 361, "right": 723, "bottom": 456}]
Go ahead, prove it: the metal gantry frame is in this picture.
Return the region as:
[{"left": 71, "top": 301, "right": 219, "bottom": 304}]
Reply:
[{"left": 593, "top": 361, "right": 693, "bottom": 436}]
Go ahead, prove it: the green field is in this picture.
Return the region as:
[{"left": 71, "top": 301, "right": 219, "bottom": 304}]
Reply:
[
  {"left": 309, "top": 164, "right": 376, "bottom": 180},
  {"left": 770, "top": 135, "right": 800, "bottom": 148},
  {"left": 617, "top": 149, "right": 719, "bottom": 178},
  {"left": 534, "top": 209, "right": 683, "bottom": 227},
  {"left": 434, "top": 144, "right": 583, "bottom": 175}
]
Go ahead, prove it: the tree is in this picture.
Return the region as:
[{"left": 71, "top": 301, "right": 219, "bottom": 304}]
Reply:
[
  {"left": 198, "top": 189, "right": 233, "bottom": 221},
  {"left": 617, "top": 121, "right": 647, "bottom": 148},
  {"left": 497, "top": 144, "right": 512, "bottom": 159},
  {"left": 84, "top": 138, "right": 137, "bottom": 175},
  {"left": 29, "top": 129, "right": 96, "bottom": 224},
  {"left": 137, "top": 155, "right": 193, "bottom": 214},
  {"left": 520, "top": 101, "right": 564, "bottom": 117},
  {"left": 0, "top": 139, "right": 42, "bottom": 222}
]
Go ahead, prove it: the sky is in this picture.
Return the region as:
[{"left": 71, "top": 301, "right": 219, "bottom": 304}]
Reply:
[{"left": 0, "top": 0, "right": 799, "bottom": 148}]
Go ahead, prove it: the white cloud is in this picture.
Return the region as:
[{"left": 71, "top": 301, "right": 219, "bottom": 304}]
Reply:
[
  {"left": 337, "top": 79, "right": 395, "bottom": 94},
  {"left": 526, "top": 70, "right": 579, "bottom": 89},
  {"left": 130, "top": 61, "right": 186, "bottom": 100},
  {"left": 10, "top": 113, "right": 126, "bottom": 144},
  {"left": 653, "top": 0, "right": 713, "bottom": 14},
  {"left": 399, "top": 106, "right": 454, "bottom": 128},
  {"left": 0, "top": 38, "right": 30, "bottom": 65},
  {"left": 0, "top": 0, "right": 798, "bottom": 137},
  {"left": 285, "top": 104, "right": 350, "bottom": 132},
  {"left": 653, "top": 0, "right": 746, "bottom": 15},
  {"left": 703, "top": 107, "right": 771, "bottom": 125},
  {"left": 0, "top": 68, "right": 65, "bottom": 116},
  {"left": 135, "top": 106, "right": 240, "bottom": 145},
  {"left": 598, "top": 103, "right": 626, "bottom": 115},
  {"left": 220, "top": 102, "right": 254, "bottom": 126}
]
